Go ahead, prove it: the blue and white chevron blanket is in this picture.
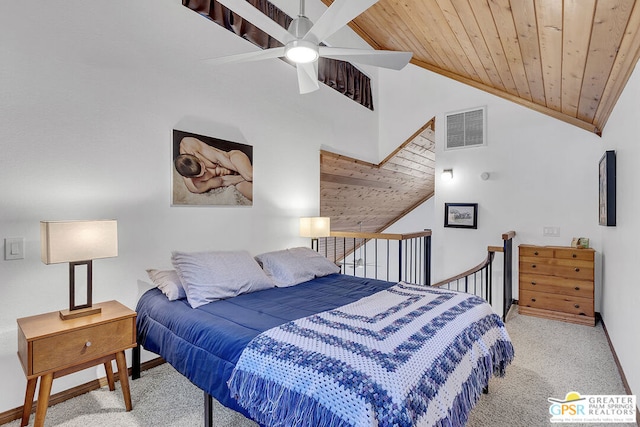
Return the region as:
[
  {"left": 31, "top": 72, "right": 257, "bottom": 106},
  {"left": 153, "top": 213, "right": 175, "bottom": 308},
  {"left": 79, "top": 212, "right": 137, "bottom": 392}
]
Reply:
[{"left": 228, "top": 282, "right": 514, "bottom": 427}]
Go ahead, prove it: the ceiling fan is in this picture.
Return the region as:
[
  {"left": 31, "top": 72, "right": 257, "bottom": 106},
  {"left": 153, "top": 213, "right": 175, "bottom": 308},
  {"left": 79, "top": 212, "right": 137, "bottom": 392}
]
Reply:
[{"left": 206, "top": 0, "right": 413, "bottom": 94}]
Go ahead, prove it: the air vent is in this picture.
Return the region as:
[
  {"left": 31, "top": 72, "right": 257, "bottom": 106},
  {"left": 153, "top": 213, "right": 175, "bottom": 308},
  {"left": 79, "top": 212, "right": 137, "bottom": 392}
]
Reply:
[{"left": 445, "top": 107, "right": 486, "bottom": 150}]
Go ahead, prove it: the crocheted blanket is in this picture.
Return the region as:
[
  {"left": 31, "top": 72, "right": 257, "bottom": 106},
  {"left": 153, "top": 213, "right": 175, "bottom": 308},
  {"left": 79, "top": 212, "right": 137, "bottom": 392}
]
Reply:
[{"left": 228, "top": 282, "right": 514, "bottom": 427}]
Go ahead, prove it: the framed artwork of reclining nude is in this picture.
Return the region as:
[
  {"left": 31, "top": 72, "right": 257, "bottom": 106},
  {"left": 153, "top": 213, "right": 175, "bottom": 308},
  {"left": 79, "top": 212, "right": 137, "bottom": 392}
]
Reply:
[{"left": 172, "top": 130, "right": 253, "bottom": 206}]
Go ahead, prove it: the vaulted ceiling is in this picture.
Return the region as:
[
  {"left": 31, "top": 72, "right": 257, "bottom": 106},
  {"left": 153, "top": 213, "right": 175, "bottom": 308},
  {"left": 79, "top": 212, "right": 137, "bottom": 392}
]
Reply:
[{"left": 322, "top": 0, "right": 640, "bottom": 135}]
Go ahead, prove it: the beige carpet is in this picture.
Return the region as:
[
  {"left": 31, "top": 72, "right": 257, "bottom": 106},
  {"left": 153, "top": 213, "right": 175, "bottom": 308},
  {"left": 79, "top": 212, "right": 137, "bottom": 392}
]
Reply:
[{"left": 5, "top": 310, "right": 636, "bottom": 427}]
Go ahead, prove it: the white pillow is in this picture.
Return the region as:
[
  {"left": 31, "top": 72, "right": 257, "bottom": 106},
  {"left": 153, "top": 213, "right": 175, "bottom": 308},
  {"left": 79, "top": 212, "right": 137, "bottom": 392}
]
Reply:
[
  {"left": 256, "top": 247, "right": 340, "bottom": 288},
  {"left": 255, "top": 249, "right": 315, "bottom": 287},
  {"left": 288, "top": 247, "right": 341, "bottom": 276},
  {"left": 146, "top": 269, "right": 186, "bottom": 301},
  {"left": 171, "top": 250, "right": 275, "bottom": 308}
]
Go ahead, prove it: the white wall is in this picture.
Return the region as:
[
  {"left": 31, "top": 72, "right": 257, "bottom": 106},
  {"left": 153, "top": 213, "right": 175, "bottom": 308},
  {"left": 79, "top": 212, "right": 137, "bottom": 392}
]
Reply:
[
  {"left": 598, "top": 62, "right": 640, "bottom": 406},
  {"left": 378, "top": 60, "right": 640, "bottom": 405},
  {"left": 379, "top": 65, "right": 603, "bottom": 279},
  {"left": 0, "top": 0, "right": 381, "bottom": 413}
]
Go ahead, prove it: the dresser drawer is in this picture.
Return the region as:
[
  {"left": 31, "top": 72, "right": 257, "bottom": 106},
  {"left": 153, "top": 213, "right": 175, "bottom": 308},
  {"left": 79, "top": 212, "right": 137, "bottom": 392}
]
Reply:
[
  {"left": 519, "top": 258, "right": 594, "bottom": 280},
  {"left": 519, "top": 245, "right": 555, "bottom": 258},
  {"left": 31, "top": 318, "right": 134, "bottom": 375},
  {"left": 519, "top": 290, "right": 594, "bottom": 317},
  {"left": 553, "top": 248, "right": 594, "bottom": 262},
  {"left": 519, "top": 273, "right": 593, "bottom": 298}
]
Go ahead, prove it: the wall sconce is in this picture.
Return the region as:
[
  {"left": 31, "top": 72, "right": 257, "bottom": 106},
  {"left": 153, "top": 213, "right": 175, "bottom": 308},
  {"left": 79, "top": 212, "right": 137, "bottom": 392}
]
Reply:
[
  {"left": 299, "top": 217, "right": 331, "bottom": 251},
  {"left": 441, "top": 169, "right": 453, "bottom": 181},
  {"left": 41, "top": 220, "right": 118, "bottom": 320}
]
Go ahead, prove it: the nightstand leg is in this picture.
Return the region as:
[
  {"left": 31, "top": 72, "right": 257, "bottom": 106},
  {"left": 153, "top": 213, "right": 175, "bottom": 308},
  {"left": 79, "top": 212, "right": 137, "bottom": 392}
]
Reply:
[
  {"left": 104, "top": 361, "right": 116, "bottom": 391},
  {"left": 20, "top": 378, "right": 37, "bottom": 427},
  {"left": 115, "top": 351, "right": 132, "bottom": 411},
  {"left": 34, "top": 373, "right": 53, "bottom": 427}
]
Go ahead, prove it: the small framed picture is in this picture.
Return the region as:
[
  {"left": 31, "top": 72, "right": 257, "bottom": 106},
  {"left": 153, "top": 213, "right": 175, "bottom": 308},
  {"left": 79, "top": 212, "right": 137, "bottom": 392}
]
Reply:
[{"left": 444, "top": 203, "right": 478, "bottom": 229}]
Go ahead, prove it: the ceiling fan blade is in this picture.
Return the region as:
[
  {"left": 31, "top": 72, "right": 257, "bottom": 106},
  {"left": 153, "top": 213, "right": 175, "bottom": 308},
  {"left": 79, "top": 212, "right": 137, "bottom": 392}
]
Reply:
[
  {"left": 305, "top": 0, "right": 378, "bottom": 43},
  {"left": 319, "top": 47, "right": 412, "bottom": 70},
  {"left": 216, "top": 0, "right": 291, "bottom": 44},
  {"left": 296, "top": 61, "right": 320, "bottom": 94},
  {"left": 203, "top": 47, "right": 286, "bottom": 65}
]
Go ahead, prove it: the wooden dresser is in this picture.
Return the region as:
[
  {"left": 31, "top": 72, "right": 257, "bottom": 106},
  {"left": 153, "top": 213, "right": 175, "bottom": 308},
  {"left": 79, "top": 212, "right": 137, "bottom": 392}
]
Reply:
[{"left": 518, "top": 244, "right": 595, "bottom": 326}]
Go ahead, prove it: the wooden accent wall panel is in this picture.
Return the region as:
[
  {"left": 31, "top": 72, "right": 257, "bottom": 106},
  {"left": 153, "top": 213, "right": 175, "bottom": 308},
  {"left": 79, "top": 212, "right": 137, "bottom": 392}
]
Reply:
[
  {"left": 320, "top": 118, "right": 435, "bottom": 234},
  {"left": 320, "top": 118, "right": 435, "bottom": 264}
]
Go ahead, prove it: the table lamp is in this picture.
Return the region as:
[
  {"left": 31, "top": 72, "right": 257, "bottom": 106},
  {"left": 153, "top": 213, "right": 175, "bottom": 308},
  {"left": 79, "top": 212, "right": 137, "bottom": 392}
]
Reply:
[
  {"left": 299, "top": 217, "right": 330, "bottom": 250},
  {"left": 40, "top": 220, "right": 118, "bottom": 320}
]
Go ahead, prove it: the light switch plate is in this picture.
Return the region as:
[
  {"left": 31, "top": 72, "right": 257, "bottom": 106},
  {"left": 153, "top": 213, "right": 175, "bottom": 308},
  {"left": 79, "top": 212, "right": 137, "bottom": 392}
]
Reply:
[
  {"left": 543, "top": 226, "right": 560, "bottom": 237},
  {"left": 5, "top": 237, "right": 25, "bottom": 260}
]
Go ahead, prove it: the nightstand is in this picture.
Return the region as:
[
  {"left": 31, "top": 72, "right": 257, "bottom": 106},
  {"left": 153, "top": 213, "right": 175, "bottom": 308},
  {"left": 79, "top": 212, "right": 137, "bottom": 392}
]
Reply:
[{"left": 17, "top": 300, "right": 137, "bottom": 427}]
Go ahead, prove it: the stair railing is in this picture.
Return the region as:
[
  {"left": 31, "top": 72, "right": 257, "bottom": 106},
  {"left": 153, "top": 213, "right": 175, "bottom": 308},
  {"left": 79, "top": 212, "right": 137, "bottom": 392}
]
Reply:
[
  {"left": 316, "top": 230, "right": 432, "bottom": 286},
  {"left": 433, "top": 231, "right": 516, "bottom": 320}
]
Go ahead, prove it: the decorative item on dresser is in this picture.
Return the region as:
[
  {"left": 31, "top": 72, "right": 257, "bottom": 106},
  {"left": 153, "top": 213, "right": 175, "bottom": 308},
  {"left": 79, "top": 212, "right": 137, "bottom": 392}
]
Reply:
[
  {"left": 16, "top": 300, "right": 136, "bottom": 427},
  {"left": 518, "top": 244, "right": 595, "bottom": 326}
]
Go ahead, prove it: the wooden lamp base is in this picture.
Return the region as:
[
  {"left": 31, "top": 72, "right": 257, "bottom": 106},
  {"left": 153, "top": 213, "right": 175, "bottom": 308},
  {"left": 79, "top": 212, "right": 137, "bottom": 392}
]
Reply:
[{"left": 59, "top": 306, "right": 102, "bottom": 320}]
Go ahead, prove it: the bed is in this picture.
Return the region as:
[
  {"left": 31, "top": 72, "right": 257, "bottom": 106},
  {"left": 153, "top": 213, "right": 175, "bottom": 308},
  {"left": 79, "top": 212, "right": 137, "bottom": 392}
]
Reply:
[{"left": 134, "top": 248, "right": 514, "bottom": 427}]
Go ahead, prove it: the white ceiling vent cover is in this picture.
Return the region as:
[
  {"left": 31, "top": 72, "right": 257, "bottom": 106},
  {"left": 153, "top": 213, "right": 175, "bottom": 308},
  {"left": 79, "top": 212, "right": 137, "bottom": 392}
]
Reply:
[{"left": 445, "top": 107, "right": 486, "bottom": 150}]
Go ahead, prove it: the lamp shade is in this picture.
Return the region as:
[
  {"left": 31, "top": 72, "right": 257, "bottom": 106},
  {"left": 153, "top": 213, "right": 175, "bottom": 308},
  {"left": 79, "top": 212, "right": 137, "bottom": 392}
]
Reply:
[
  {"left": 299, "top": 217, "right": 330, "bottom": 238},
  {"left": 41, "top": 220, "right": 118, "bottom": 264}
]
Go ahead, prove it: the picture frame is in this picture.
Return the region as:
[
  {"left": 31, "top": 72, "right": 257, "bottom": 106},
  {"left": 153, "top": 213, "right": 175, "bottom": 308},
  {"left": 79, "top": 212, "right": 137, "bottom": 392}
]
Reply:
[
  {"left": 444, "top": 203, "right": 478, "bottom": 229},
  {"left": 172, "top": 129, "right": 253, "bottom": 207},
  {"left": 599, "top": 150, "right": 616, "bottom": 226}
]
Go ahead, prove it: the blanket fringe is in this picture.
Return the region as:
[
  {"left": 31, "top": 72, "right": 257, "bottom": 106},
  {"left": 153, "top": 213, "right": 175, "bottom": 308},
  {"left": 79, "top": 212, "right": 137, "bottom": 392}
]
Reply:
[
  {"left": 228, "top": 370, "right": 352, "bottom": 427},
  {"left": 434, "top": 339, "right": 514, "bottom": 427}
]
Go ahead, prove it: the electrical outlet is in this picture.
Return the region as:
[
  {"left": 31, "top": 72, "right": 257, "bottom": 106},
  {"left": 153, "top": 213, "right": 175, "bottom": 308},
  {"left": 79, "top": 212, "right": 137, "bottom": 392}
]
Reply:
[{"left": 543, "top": 227, "right": 560, "bottom": 237}]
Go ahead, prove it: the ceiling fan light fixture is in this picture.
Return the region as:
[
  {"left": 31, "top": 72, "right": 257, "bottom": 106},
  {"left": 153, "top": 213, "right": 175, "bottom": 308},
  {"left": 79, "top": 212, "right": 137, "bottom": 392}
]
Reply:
[{"left": 285, "top": 40, "right": 319, "bottom": 64}]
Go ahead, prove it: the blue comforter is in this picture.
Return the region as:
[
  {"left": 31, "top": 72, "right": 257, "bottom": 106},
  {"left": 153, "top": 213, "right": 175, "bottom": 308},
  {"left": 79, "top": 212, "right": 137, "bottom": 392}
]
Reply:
[{"left": 136, "top": 274, "right": 395, "bottom": 417}]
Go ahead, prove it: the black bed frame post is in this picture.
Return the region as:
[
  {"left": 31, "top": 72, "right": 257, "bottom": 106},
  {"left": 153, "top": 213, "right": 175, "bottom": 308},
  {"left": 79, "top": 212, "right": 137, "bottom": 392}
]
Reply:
[
  {"left": 204, "top": 392, "right": 213, "bottom": 427},
  {"left": 132, "top": 344, "right": 141, "bottom": 380}
]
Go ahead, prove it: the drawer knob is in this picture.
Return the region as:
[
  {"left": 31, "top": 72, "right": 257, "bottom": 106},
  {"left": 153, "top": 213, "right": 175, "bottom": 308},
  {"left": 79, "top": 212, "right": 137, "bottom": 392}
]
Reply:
[
  {"left": 531, "top": 281, "right": 537, "bottom": 285},
  {"left": 574, "top": 304, "right": 580, "bottom": 309},
  {"left": 574, "top": 268, "right": 580, "bottom": 272},
  {"left": 531, "top": 264, "right": 537, "bottom": 268},
  {"left": 534, "top": 251, "right": 539, "bottom": 256},
  {"left": 531, "top": 298, "right": 536, "bottom": 302},
  {"left": 572, "top": 254, "right": 577, "bottom": 258},
  {"left": 85, "top": 341, "right": 92, "bottom": 347},
  {"left": 574, "top": 286, "right": 580, "bottom": 291}
]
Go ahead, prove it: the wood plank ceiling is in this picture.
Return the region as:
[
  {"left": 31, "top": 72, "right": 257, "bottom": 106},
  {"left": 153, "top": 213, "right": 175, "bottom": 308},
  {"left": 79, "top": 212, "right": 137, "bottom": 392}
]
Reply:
[
  {"left": 322, "top": 0, "right": 640, "bottom": 135},
  {"left": 320, "top": 118, "right": 435, "bottom": 233}
]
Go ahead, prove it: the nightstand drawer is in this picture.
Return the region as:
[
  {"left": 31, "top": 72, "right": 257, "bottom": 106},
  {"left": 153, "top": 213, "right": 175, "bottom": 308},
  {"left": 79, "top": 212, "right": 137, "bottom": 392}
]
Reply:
[{"left": 31, "top": 318, "right": 134, "bottom": 375}]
